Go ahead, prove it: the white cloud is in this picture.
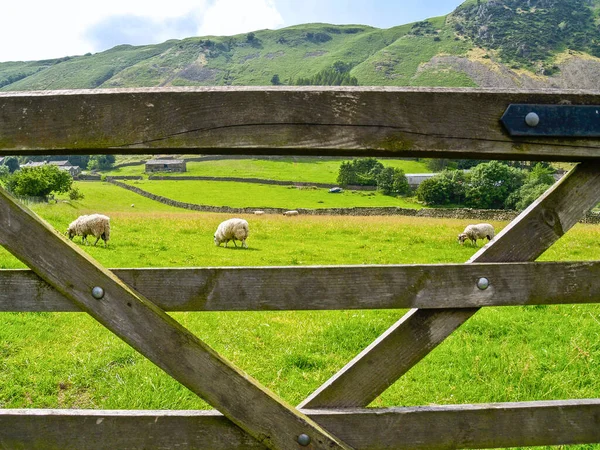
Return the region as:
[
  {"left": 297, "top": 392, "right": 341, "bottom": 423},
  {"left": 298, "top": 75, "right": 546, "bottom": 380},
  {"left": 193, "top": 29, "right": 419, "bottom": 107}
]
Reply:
[
  {"left": 198, "top": 0, "right": 284, "bottom": 37},
  {"left": 0, "top": 1, "right": 208, "bottom": 62}
]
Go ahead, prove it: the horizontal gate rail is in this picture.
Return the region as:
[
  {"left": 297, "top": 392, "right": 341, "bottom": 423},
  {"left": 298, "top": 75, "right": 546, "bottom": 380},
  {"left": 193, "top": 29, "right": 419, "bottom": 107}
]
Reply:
[
  {"left": 2, "top": 400, "right": 600, "bottom": 450},
  {"left": 2, "top": 260, "right": 600, "bottom": 312},
  {"left": 3, "top": 87, "right": 600, "bottom": 161}
]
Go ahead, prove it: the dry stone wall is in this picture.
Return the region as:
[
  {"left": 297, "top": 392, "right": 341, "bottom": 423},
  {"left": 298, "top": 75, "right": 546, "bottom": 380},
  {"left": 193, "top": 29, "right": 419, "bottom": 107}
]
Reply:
[
  {"left": 106, "top": 179, "right": 600, "bottom": 223},
  {"left": 147, "top": 175, "right": 375, "bottom": 191}
]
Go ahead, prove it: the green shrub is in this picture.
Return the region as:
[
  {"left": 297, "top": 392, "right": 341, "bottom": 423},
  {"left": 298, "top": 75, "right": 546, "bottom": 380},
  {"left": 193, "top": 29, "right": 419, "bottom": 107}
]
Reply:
[
  {"left": 68, "top": 186, "right": 85, "bottom": 201},
  {"left": 2, "top": 156, "right": 20, "bottom": 173},
  {"left": 337, "top": 158, "right": 384, "bottom": 186},
  {"left": 376, "top": 167, "right": 410, "bottom": 196},
  {"left": 416, "top": 170, "right": 467, "bottom": 206},
  {"left": 505, "top": 163, "right": 555, "bottom": 210},
  {"left": 6, "top": 165, "right": 73, "bottom": 199},
  {"left": 465, "top": 161, "right": 525, "bottom": 209},
  {"left": 88, "top": 155, "right": 116, "bottom": 171}
]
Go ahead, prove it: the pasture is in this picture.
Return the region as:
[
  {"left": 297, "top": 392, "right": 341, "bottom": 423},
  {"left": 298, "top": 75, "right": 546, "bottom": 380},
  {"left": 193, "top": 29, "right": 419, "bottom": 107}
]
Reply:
[
  {"left": 2, "top": 179, "right": 600, "bottom": 423},
  {"left": 122, "top": 179, "right": 421, "bottom": 209},
  {"left": 104, "top": 156, "right": 431, "bottom": 181}
]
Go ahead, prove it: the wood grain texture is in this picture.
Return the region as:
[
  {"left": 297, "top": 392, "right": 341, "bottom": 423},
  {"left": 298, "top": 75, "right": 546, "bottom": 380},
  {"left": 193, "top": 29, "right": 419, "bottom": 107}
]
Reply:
[
  {"left": 300, "top": 161, "right": 600, "bottom": 409},
  {"left": 2, "top": 400, "right": 600, "bottom": 449},
  {"left": 0, "top": 187, "right": 351, "bottom": 450},
  {"left": 3, "top": 87, "right": 600, "bottom": 160},
  {"left": 3, "top": 261, "right": 600, "bottom": 312}
]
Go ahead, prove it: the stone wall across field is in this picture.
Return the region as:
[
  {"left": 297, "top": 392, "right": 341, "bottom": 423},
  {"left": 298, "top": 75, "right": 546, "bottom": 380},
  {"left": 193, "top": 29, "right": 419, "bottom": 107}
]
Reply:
[
  {"left": 107, "top": 179, "right": 600, "bottom": 223},
  {"left": 106, "top": 176, "right": 144, "bottom": 181},
  {"left": 147, "top": 175, "right": 376, "bottom": 191},
  {"left": 79, "top": 174, "right": 102, "bottom": 181}
]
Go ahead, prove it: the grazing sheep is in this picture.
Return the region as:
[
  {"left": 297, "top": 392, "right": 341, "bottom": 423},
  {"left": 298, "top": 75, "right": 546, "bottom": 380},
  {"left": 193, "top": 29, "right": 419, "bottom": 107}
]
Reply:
[
  {"left": 458, "top": 223, "right": 495, "bottom": 246},
  {"left": 254, "top": 210, "right": 265, "bottom": 215},
  {"left": 283, "top": 210, "right": 299, "bottom": 216},
  {"left": 67, "top": 214, "right": 111, "bottom": 247},
  {"left": 214, "top": 218, "right": 249, "bottom": 248}
]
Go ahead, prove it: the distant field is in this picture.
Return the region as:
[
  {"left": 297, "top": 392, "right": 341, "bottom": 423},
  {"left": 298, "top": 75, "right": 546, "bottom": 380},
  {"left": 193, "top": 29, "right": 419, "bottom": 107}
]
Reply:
[
  {"left": 104, "top": 157, "right": 432, "bottom": 182},
  {"left": 122, "top": 179, "right": 422, "bottom": 210},
  {"left": 2, "top": 182, "right": 600, "bottom": 428}
]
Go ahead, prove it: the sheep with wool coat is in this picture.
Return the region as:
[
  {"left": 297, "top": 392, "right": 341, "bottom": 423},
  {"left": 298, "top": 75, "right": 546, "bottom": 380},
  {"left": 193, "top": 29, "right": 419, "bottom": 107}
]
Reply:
[
  {"left": 214, "top": 218, "right": 249, "bottom": 248},
  {"left": 458, "top": 223, "right": 495, "bottom": 246},
  {"left": 67, "top": 214, "right": 111, "bottom": 247}
]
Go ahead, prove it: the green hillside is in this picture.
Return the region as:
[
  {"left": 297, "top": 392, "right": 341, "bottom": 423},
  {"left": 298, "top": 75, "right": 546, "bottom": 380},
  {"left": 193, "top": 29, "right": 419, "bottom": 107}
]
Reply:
[{"left": 2, "top": 0, "right": 600, "bottom": 91}]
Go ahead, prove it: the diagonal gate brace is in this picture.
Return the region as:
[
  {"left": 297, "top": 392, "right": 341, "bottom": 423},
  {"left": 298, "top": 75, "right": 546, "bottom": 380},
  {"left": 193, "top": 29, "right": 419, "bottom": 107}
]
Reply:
[
  {"left": 300, "top": 161, "right": 600, "bottom": 409},
  {"left": 0, "top": 187, "right": 353, "bottom": 450}
]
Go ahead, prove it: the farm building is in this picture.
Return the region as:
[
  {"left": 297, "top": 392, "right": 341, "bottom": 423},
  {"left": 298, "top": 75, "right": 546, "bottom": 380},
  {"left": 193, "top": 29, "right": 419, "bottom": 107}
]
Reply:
[
  {"left": 59, "top": 165, "right": 82, "bottom": 178},
  {"left": 20, "top": 161, "right": 46, "bottom": 168},
  {"left": 145, "top": 159, "right": 187, "bottom": 173},
  {"left": 49, "top": 160, "right": 82, "bottom": 178},
  {"left": 49, "top": 160, "right": 70, "bottom": 167},
  {"left": 19, "top": 160, "right": 81, "bottom": 178},
  {"left": 406, "top": 173, "right": 436, "bottom": 189}
]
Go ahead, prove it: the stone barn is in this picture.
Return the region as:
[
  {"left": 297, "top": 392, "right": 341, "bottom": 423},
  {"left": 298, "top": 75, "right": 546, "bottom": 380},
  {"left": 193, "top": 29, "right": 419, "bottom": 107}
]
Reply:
[{"left": 145, "top": 159, "right": 187, "bottom": 173}]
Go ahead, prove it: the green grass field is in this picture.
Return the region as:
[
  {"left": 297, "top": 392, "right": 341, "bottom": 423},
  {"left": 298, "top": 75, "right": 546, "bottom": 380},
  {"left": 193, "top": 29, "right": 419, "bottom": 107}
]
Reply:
[
  {"left": 122, "top": 179, "right": 422, "bottom": 210},
  {"left": 1, "top": 178, "right": 600, "bottom": 450},
  {"left": 104, "top": 157, "right": 432, "bottom": 182}
]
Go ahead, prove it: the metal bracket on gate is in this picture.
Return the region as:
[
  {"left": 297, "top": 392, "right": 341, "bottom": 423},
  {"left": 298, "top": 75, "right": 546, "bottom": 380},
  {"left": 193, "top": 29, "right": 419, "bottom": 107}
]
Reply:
[{"left": 501, "top": 104, "right": 600, "bottom": 137}]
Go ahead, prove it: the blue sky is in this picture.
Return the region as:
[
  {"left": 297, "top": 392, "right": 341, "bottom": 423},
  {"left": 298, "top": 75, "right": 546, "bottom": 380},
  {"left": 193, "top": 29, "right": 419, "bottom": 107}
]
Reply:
[{"left": 0, "top": 0, "right": 465, "bottom": 62}]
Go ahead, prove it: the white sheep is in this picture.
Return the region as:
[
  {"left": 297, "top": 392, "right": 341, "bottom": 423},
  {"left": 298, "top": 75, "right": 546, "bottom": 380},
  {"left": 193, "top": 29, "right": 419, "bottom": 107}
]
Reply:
[
  {"left": 67, "top": 214, "right": 111, "bottom": 247},
  {"left": 283, "top": 210, "right": 299, "bottom": 216},
  {"left": 214, "top": 218, "right": 249, "bottom": 248},
  {"left": 254, "top": 210, "right": 265, "bottom": 215},
  {"left": 458, "top": 223, "right": 495, "bottom": 246}
]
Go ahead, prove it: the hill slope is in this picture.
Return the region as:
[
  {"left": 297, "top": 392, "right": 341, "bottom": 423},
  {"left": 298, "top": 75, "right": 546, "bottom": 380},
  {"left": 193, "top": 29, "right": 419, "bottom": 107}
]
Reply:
[{"left": 2, "top": 0, "right": 600, "bottom": 91}]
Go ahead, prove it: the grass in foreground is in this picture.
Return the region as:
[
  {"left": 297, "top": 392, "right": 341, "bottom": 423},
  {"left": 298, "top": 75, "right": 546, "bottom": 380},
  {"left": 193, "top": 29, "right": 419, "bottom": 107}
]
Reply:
[{"left": 1, "top": 184, "right": 600, "bottom": 440}]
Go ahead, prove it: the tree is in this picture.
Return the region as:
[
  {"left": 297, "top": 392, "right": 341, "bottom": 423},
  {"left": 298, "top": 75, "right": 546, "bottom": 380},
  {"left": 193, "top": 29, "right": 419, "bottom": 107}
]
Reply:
[
  {"left": 0, "top": 165, "right": 8, "bottom": 184},
  {"left": 87, "top": 155, "right": 116, "bottom": 171},
  {"left": 271, "top": 74, "right": 281, "bottom": 85},
  {"left": 6, "top": 165, "right": 73, "bottom": 199},
  {"left": 465, "top": 160, "right": 525, "bottom": 209},
  {"left": 505, "top": 163, "right": 555, "bottom": 210},
  {"left": 336, "top": 158, "right": 384, "bottom": 186},
  {"left": 3, "top": 156, "right": 19, "bottom": 173},
  {"left": 416, "top": 170, "right": 467, "bottom": 206},
  {"left": 376, "top": 167, "right": 410, "bottom": 196},
  {"left": 424, "top": 158, "right": 454, "bottom": 172}
]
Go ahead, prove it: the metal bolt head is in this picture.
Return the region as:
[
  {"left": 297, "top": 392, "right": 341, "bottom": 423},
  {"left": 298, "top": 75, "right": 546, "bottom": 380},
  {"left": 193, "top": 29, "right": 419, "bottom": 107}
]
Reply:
[
  {"left": 525, "top": 112, "right": 540, "bottom": 127},
  {"left": 477, "top": 277, "right": 489, "bottom": 291},
  {"left": 297, "top": 434, "right": 311, "bottom": 446},
  {"left": 91, "top": 286, "right": 105, "bottom": 299}
]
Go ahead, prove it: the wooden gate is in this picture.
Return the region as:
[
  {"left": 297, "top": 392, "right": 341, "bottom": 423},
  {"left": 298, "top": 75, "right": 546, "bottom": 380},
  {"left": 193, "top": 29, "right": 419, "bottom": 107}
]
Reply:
[{"left": 1, "top": 87, "right": 600, "bottom": 449}]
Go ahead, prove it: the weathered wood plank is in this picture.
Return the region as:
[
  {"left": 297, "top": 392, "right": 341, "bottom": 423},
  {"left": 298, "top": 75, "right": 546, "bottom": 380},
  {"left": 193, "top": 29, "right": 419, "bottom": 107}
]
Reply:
[
  {"left": 0, "top": 188, "right": 351, "bottom": 450},
  {"left": 4, "top": 87, "right": 600, "bottom": 160},
  {"left": 3, "top": 260, "right": 600, "bottom": 312},
  {"left": 2, "top": 400, "right": 600, "bottom": 449},
  {"left": 300, "top": 161, "right": 600, "bottom": 409}
]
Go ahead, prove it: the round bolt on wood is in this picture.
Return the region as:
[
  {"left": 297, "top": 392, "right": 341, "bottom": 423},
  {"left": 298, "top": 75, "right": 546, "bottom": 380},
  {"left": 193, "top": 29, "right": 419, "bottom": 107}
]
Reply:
[
  {"left": 91, "top": 286, "right": 105, "bottom": 299},
  {"left": 477, "top": 277, "right": 489, "bottom": 290},
  {"left": 525, "top": 112, "right": 540, "bottom": 127},
  {"left": 297, "top": 434, "right": 311, "bottom": 446}
]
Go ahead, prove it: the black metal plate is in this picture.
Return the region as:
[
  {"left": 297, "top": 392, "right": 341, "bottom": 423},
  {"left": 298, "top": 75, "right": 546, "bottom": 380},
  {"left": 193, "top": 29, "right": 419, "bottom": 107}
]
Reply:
[{"left": 501, "top": 104, "right": 600, "bottom": 137}]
